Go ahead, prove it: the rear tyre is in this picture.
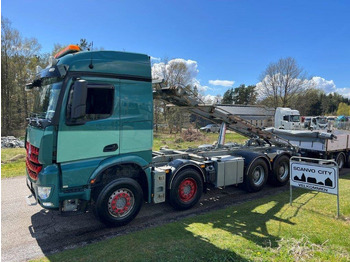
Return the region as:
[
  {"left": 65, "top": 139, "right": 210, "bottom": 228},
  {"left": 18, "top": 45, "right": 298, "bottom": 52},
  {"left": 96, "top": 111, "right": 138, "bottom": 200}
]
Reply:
[
  {"left": 270, "top": 155, "right": 290, "bottom": 186},
  {"left": 169, "top": 169, "right": 203, "bottom": 210},
  {"left": 335, "top": 152, "right": 346, "bottom": 170},
  {"left": 244, "top": 159, "right": 268, "bottom": 192},
  {"left": 94, "top": 178, "right": 143, "bottom": 227}
]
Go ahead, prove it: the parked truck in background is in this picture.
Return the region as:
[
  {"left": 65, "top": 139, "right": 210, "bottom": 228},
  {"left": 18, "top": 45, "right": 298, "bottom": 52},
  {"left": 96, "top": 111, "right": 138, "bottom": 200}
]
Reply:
[
  {"left": 308, "top": 116, "right": 328, "bottom": 131},
  {"left": 274, "top": 107, "right": 302, "bottom": 130},
  {"left": 25, "top": 45, "right": 297, "bottom": 226}
]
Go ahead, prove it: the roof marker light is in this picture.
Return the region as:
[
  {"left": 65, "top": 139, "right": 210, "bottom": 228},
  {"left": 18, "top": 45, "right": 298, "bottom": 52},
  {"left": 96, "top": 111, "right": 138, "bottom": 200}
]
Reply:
[{"left": 54, "top": 45, "right": 81, "bottom": 59}]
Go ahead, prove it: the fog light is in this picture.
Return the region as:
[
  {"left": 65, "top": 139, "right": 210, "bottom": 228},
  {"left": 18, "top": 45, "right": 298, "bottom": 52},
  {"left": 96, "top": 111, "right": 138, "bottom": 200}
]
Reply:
[
  {"left": 42, "top": 202, "right": 54, "bottom": 207},
  {"left": 38, "top": 186, "right": 52, "bottom": 200}
]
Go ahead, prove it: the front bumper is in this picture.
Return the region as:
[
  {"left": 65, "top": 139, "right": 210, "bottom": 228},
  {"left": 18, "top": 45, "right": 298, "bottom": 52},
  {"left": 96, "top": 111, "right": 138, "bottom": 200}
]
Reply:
[{"left": 26, "top": 164, "right": 91, "bottom": 210}]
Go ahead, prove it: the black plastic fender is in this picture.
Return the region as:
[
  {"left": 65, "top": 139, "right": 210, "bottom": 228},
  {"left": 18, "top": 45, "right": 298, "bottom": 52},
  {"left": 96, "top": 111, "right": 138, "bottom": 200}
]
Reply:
[
  {"left": 230, "top": 150, "right": 272, "bottom": 175},
  {"left": 166, "top": 159, "right": 206, "bottom": 190}
]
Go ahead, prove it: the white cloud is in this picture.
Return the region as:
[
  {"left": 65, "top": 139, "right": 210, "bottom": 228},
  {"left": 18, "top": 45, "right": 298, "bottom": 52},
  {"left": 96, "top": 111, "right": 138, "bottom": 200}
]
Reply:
[
  {"left": 311, "top": 76, "right": 336, "bottom": 93},
  {"left": 311, "top": 76, "right": 350, "bottom": 98},
  {"left": 335, "top": 87, "right": 350, "bottom": 98},
  {"left": 256, "top": 75, "right": 350, "bottom": 99},
  {"left": 199, "top": 94, "right": 222, "bottom": 104},
  {"left": 150, "top": 56, "right": 161, "bottom": 62},
  {"left": 152, "top": 58, "right": 209, "bottom": 94},
  {"left": 208, "top": 80, "right": 235, "bottom": 87}
]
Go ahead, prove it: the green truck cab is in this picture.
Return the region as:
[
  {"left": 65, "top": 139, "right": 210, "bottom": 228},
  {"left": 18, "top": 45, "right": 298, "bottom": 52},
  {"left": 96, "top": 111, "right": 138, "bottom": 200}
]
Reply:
[{"left": 26, "top": 46, "right": 154, "bottom": 225}]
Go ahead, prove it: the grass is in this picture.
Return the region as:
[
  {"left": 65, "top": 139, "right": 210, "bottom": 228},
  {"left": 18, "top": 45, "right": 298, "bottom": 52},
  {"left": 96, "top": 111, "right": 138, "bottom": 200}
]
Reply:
[
  {"left": 1, "top": 131, "right": 246, "bottom": 179},
  {"left": 153, "top": 131, "right": 247, "bottom": 151},
  {"left": 33, "top": 173, "right": 350, "bottom": 262},
  {"left": 1, "top": 148, "right": 26, "bottom": 178}
]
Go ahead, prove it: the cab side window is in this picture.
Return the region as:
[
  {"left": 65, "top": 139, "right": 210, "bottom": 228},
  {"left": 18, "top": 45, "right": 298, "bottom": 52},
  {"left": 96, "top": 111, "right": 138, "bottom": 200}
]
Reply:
[
  {"left": 67, "top": 82, "right": 114, "bottom": 123},
  {"left": 86, "top": 85, "right": 114, "bottom": 115}
]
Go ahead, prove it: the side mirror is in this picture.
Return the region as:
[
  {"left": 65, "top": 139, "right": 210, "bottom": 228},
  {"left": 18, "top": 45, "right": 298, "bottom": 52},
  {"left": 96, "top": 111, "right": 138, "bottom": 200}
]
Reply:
[
  {"left": 70, "top": 80, "right": 87, "bottom": 120},
  {"left": 25, "top": 83, "right": 34, "bottom": 91}
]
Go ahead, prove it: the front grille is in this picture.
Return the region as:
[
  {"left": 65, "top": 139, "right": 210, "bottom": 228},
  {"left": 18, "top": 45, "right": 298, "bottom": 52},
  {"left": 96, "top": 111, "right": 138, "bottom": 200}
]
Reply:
[{"left": 26, "top": 142, "right": 42, "bottom": 180}]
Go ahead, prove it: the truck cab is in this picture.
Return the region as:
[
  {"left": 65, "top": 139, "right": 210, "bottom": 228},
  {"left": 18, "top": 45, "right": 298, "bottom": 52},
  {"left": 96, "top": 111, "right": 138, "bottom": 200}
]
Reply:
[
  {"left": 25, "top": 46, "right": 153, "bottom": 221},
  {"left": 308, "top": 116, "right": 328, "bottom": 130},
  {"left": 274, "top": 107, "right": 302, "bottom": 130}
]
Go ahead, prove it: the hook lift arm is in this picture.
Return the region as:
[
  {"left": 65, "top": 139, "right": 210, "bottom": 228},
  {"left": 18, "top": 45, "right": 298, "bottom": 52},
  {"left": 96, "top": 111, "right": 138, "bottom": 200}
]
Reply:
[{"left": 153, "top": 83, "right": 295, "bottom": 150}]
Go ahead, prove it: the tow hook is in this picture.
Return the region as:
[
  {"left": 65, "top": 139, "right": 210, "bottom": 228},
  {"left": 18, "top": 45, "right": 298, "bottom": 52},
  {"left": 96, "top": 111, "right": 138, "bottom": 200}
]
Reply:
[{"left": 25, "top": 194, "right": 37, "bottom": 206}]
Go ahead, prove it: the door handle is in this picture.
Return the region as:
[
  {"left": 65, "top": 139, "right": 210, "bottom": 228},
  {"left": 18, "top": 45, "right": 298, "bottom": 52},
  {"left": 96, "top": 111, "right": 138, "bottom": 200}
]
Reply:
[{"left": 103, "top": 144, "right": 118, "bottom": 152}]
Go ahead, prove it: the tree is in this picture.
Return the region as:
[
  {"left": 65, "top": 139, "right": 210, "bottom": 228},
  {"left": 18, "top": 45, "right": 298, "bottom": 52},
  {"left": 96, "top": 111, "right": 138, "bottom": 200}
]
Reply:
[
  {"left": 152, "top": 59, "right": 197, "bottom": 133},
  {"left": 1, "top": 16, "right": 41, "bottom": 136},
  {"left": 258, "top": 57, "right": 311, "bottom": 108},
  {"left": 289, "top": 88, "right": 323, "bottom": 116},
  {"left": 233, "top": 84, "right": 257, "bottom": 105},
  {"left": 337, "top": 102, "right": 350, "bottom": 116},
  {"left": 222, "top": 88, "right": 234, "bottom": 104},
  {"left": 51, "top": 43, "right": 66, "bottom": 56},
  {"left": 78, "top": 38, "right": 93, "bottom": 51}
]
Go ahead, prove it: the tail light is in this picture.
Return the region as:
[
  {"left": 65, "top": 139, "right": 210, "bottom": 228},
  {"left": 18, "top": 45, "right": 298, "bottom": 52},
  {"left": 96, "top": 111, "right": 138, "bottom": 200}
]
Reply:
[{"left": 26, "top": 142, "right": 42, "bottom": 180}]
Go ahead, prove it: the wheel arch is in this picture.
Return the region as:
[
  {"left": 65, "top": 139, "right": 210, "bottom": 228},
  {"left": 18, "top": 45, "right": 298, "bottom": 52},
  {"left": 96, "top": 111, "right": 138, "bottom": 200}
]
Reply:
[
  {"left": 167, "top": 159, "right": 206, "bottom": 190},
  {"left": 232, "top": 150, "right": 272, "bottom": 175},
  {"left": 90, "top": 155, "right": 151, "bottom": 202}
]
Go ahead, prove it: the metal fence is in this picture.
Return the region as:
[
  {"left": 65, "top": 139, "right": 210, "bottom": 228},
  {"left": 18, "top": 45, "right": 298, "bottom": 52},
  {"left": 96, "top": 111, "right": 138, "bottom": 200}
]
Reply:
[{"left": 334, "top": 121, "right": 350, "bottom": 130}]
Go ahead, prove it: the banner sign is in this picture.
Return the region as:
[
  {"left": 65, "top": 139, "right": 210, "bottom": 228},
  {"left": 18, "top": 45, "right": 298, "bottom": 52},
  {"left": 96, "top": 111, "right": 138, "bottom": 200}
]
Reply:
[
  {"left": 290, "top": 156, "right": 340, "bottom": 218},
  {"left": 290, "top": 161, "right": 338, "bottom": 195}
]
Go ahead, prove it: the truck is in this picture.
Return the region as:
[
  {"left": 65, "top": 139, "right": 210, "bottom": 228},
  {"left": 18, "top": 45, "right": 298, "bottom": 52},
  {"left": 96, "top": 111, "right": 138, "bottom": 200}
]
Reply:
[
  {"left": 25, "top": 45, "right": 297, "bottom": 226},
  {"left": 274, "top": 107, "right": 302, "bottom": 130},
  {"left": 266, "top": 128, "right": 350, "bottom": 169},
  {"left": 219, "top": 105, "right": 301, "bottom": 130},
  {"left": 308, "top": 116, "right": 328, "bottom": 131}
]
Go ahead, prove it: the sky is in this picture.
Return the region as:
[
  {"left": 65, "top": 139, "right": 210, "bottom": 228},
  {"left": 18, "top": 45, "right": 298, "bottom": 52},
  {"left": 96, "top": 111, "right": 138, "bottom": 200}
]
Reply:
[{"left": 2, "top": 0, "right": 350, "bottom": 99}]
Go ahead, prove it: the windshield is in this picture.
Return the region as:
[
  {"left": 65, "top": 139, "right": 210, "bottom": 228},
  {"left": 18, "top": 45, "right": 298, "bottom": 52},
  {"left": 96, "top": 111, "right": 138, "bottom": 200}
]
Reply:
[
  {"left": 318, "top": 118, "right": 327, "bottom": 124},
  {"left": 290, "top": 115, "right": 300, "bottom": 122},
  {"left": 32, "top": 77, "right": 63, "bottom": 120}
]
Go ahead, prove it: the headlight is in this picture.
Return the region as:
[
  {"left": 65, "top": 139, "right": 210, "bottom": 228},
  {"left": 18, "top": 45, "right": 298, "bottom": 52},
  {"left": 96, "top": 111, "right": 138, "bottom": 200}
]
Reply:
[{"left": 38, "top": 186, "right": 52, "bottom": 200}]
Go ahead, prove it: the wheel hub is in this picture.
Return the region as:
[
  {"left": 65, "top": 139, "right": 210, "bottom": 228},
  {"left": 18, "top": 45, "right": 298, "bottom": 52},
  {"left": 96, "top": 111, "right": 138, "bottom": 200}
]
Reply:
[
  {"left": 252, "top": 166, "right": 264, "bottom": 186},
  {"left": 108, "top": 189, "right": 134, "bottom": 218},
  {"left": 178, "top": 178, "right": 197, "bottom": 202},
  {"left": 279, "top": 166, "right": 285, "bottom": 175}
]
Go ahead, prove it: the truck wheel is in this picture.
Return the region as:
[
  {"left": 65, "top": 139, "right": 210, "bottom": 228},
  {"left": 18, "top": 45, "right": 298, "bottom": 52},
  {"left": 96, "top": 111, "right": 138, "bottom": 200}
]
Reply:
[
  {"left": 169, "top": 169, "right": 203, "bottom": 210},
  {"left": 270, "top": 155, "right": 290, "bottom": 186},
  {"left": 244, "top": 159, "right": 268, "bottom": 192},
  {"left": 94, "top": 178, "right": 143, "bottom": 227},
  {"left": 335, "top": 152, "right": 345, "bottom": 170}
]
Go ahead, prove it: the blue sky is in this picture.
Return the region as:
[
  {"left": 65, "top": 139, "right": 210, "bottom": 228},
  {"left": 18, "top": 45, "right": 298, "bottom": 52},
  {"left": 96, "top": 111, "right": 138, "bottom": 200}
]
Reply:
[{"left": 2, "top": 0, "right": 350, "bottom": 98}]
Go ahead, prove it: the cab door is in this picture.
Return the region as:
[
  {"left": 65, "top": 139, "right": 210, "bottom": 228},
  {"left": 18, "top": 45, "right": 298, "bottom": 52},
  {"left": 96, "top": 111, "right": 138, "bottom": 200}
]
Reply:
[{"left": 57, "top": 76, "right": 120, "bottom": 163}]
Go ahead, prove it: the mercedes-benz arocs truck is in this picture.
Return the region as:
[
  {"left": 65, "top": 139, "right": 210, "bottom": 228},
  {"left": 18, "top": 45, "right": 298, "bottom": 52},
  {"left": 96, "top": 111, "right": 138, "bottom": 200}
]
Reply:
[{"left": 25, "top": 45, "right": 297, "bottom": 226}]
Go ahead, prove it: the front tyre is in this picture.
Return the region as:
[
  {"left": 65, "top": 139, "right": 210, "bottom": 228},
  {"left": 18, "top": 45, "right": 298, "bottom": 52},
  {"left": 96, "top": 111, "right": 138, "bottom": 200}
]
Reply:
[
  {"left": 270, "top": 155, "right": 290, "bottom": 186},
  {"left": 94, "top": 178, "right": 143, "bottom": 227},
  {"left": 169, "top": 169, "right": 203, "bottom": 210},
  {"left": 244, "top": 159, "right": 268, "bottom": 192}
]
